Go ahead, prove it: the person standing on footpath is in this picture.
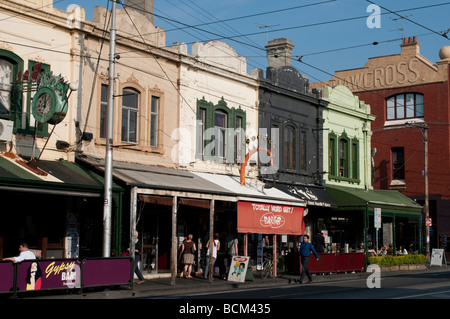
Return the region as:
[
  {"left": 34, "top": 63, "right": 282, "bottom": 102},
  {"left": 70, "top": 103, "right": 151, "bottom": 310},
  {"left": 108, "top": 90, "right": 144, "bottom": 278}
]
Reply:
[
  {"left": 128, "top": 231, "right": 145, "bottom": 285},
  {"left": 179, "top": 234, "right": 196, "bottom": 278},
  {"left": 298, "top": 234, "right": 319, "bottom": 284},
  {"left": 204, "top": 233, "right": 220, "bottom": 280}
]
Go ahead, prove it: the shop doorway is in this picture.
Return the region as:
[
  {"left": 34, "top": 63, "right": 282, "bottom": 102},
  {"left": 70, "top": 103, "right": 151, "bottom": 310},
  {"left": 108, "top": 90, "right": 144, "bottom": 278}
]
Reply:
[{"left": 139, "top": 205, "right": 172, "bottom": 275}]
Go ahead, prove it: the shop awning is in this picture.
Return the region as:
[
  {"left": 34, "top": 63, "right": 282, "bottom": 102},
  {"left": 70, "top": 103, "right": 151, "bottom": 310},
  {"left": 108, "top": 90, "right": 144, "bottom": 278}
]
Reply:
[
  {"left": 325, "top": 184, "right": 422, "bottom": 217},
  {"left": 79, "top": 155, "right": 307, "bottom": 206},
  {"left": 0, "top": 155, "right": 123, "bottom": 197},
  {"left": 77, "top": 155, "right": 236, "bottom": 200},
  {"left": 274, "top": 183, "right": 337, "bottom": 208},
  {"left": 191, "top": 172, "right": 306, "bottom": 235},
  {"left": 192, "top": 172, "right": 305, "bottom": 207}
]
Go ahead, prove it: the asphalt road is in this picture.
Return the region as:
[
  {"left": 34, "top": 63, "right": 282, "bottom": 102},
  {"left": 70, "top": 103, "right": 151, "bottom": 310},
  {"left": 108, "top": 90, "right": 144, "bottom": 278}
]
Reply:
[{"left": 159, "top": 270, "right": 450, "bottom": 299}]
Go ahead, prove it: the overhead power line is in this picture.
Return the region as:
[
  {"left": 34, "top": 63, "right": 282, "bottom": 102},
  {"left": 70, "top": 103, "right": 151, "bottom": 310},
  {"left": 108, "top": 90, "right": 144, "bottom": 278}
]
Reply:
[{"left": 366, "top": 0, "right": 449, "bottom": 40}]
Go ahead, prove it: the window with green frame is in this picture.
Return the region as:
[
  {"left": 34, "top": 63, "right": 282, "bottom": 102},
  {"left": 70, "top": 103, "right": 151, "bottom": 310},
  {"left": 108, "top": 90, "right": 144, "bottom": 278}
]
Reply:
[
  {"left": 20, "top": 60, "right": 51, "bottom": 137},
  {"left": 328, "top": 131, "right": 360, "bottom": 183},
  {"left": 328, "top": 133, "right": 337, "bottom": 176},
  {"left": 0, "top": 49, "right": 23, "bottom": 133},
  {"left": 196, "top": 97, "right": 246, "bottom": 163}
]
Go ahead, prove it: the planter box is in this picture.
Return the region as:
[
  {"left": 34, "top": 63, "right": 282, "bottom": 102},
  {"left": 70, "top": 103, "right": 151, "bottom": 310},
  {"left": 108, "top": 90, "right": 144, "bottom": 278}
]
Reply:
[
  {"left": 400, "top": 265, "right": 409, "bottom": 271},
  {"left": 379, "top": 264, "right": 426, "bottom": 271}
]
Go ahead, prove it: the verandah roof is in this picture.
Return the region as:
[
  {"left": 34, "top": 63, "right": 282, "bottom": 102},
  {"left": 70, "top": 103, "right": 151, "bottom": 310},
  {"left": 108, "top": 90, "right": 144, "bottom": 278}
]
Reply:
[{"left": 325, "top": 184, "right": 423, "bottom": 218}]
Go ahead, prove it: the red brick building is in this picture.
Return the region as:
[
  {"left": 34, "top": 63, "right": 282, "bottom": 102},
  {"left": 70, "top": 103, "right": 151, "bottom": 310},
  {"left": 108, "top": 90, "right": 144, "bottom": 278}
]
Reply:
[{"left": 311, "top": 38, "right": 450, "bottom": 252}]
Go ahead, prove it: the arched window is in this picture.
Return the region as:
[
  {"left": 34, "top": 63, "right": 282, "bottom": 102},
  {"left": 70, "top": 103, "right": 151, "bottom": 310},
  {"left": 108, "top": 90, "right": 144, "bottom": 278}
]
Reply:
[
  {"left": 386, "top": 93, "right": 424, "bottom": 120},
  {"left": 214, "top": 110, "right": 227, "bottom": 158},
  {"left": 284, "top": 125, "right": 295, "bottom": 169},
  {"left": 196, "top": 98, "right": 246, "bottom": 163},
  {"left": 339, "top": 138, "right": 348, "bottom": 177},
  {"left": 121, "top": 88, "right": 139, "bottom": 144}
]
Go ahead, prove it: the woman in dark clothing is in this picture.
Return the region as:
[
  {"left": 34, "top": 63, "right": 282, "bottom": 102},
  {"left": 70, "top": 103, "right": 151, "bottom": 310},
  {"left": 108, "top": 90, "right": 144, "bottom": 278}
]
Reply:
[{"left": 179, "top": 234, "right": 196, "bottom": 278}]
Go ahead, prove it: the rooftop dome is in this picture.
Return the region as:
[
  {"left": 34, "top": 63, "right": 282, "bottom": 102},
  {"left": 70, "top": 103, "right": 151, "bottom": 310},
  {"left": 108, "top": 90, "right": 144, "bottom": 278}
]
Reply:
[{"left": 439, "top": 46, "right": 450, "bottom": 60}]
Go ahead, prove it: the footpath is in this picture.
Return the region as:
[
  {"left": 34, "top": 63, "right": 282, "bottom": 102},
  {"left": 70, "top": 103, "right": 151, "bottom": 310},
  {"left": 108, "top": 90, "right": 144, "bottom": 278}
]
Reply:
[{"left": 20, "top": 263, "right": 450, "bottom": 300}]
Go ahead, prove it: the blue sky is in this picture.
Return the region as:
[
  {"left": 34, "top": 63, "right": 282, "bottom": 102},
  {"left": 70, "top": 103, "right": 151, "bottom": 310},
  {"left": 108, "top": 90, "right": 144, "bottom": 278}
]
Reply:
[{"left": 53, "top": 0, "right": 450, "bottom": 82}]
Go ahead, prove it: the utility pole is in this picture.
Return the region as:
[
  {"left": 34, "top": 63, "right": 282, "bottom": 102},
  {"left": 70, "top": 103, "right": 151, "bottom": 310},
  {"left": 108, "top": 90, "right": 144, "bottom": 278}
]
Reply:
[
  {"left": 406, "top": 121, "right": 429, "bottom": 257},
  {"left": 103, "top": 0, "right": 117, "bottom": 257}
]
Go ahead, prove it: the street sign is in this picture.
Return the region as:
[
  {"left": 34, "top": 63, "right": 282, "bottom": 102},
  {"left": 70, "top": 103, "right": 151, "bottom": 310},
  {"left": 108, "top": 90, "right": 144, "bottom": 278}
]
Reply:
[
  {"left": 374, "top": 208, "right": 381, "bottom": 229},
  {"left": 426, "top": 218, "right": 432, "bottom": 227}
]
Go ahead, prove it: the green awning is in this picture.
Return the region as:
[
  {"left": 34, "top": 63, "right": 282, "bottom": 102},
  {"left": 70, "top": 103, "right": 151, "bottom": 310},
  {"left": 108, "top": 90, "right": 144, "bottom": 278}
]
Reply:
[
  {"left": 0, "top": 155, "right": 123, "bottom": 197},
  {"left": 325, "top": 184, "right": 422, "bottom": 217}
]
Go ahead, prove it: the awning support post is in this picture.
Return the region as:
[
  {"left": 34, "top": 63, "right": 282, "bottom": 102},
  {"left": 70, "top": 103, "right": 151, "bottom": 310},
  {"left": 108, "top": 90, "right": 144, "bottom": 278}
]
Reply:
[
  {"left": 130, "top": 186, "right": 137, "bottom": 289},
  {"left": 207, "top": 199, "right": 215, "bottom": 282},
  {"left": 171, "top": 196, "right": 178, "bottom": 286}
]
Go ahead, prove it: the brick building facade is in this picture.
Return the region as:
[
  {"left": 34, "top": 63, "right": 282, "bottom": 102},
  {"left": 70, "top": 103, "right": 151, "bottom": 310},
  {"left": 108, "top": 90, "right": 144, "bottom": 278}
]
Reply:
[{"left": 311, "top": 38, "right": 450, "bottom": 251}]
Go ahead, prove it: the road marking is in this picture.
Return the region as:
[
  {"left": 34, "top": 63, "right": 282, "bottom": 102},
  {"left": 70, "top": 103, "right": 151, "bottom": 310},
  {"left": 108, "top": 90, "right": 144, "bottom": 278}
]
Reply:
[{"left": 392, "top": 289, "right": 450, "bottom": 299}]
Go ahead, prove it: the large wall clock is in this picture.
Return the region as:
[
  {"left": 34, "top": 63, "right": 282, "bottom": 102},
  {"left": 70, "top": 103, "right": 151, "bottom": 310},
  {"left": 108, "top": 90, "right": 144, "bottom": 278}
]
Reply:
[{"left": 31, "top": 86, "right": 67, "bottom": 125}]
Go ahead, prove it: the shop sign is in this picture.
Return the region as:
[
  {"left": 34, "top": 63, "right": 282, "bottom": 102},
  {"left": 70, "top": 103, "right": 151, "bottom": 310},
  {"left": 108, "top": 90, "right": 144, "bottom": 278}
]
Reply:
[
  {"left": 227, "top": 256, "right": 250, "bottom": 283},
  {"left": 237, "top": 201, "right": 304, "bottom": 235},
  {"left": 16, "top": 259, "right": 81, "bottom": 291}
]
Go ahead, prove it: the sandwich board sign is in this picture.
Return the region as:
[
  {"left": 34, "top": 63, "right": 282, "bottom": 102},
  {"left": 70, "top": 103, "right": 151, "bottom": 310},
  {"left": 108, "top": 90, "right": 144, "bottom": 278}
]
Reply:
[{"left": 430, "top": 248, "right": 447, "bottom": 267}]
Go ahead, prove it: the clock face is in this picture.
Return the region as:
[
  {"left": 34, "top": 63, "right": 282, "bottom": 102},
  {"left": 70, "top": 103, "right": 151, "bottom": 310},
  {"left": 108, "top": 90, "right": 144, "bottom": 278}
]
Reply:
[{"left": 35, "top": 92, "right": 53, "bottom": 118}]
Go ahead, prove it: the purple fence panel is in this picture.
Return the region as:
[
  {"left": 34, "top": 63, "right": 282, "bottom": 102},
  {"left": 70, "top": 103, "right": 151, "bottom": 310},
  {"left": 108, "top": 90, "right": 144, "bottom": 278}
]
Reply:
[
  {"left": 82, "top": 257, "right": 132, "bottom": 287},
  {"left": 0, "top": 262, "right": 14, "bottom": 293},
  {"left": 16, "top": 259, "right": 81, "bottom": 292}
]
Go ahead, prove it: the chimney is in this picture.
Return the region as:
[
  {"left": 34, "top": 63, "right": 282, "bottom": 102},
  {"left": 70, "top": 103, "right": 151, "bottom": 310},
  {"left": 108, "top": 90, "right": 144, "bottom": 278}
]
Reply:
[
  {"left": 124, "top": 0, "right": 154, "bottom": 23},
  {"left": 400, "top": 36, "right": 421, "bottom": 56},
  {"left": 265, "top": 38, "right": 294, "bottom": 69}
]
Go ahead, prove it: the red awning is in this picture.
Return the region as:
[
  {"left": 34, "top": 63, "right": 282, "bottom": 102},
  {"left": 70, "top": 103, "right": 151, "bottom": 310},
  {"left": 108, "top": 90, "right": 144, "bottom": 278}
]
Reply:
[{"left": 237, "top": 201, "right": 304, "bottom": 235}]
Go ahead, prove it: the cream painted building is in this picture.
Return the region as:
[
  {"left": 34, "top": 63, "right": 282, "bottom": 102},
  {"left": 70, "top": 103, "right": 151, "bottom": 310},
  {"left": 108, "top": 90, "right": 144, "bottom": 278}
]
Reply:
[
  {"left": 79, "top": 5, "right": 180, "bottom": 168},
  {"left": 172, "top": 40, "right": 259, "bottom": 177},
  {"left": 0, "top": 0, "right": 82, "bottom": 162}
]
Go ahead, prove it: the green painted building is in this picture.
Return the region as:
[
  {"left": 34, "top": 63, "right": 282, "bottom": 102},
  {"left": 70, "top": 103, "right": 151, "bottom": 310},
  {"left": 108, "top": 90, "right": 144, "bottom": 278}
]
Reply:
[{"left": 319, "top": 85, "right": 423, "bottom": 255}]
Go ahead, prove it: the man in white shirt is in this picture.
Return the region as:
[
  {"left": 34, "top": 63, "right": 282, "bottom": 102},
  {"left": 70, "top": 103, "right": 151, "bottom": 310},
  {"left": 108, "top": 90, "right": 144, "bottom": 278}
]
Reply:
[{"left": 3, "top": 243, "right": 36, "bottom": 262}]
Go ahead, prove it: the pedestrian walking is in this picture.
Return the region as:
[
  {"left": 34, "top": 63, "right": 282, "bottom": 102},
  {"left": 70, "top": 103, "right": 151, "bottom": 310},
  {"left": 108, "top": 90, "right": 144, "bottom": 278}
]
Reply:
[
  {"left": 128, "top": 231, "right": 145, "bottom": 285},
  {"left": 298, "top": 234, "right": 319, "bottom": 284}
]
